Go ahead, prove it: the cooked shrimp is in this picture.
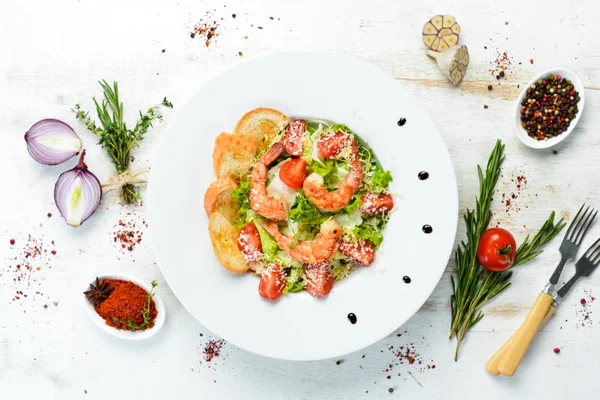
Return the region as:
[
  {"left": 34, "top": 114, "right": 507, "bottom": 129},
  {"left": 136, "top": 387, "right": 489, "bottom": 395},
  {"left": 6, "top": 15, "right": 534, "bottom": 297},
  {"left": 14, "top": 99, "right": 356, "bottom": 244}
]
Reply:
[
  {"left": 250, "top": 142, "right": 288, "bottom": 221},
  {"left": 261, "top": 219, "right": 342, "bottom": 264},
  {"left": 303, "top": 140, "right": 364, "bottom": 212}
]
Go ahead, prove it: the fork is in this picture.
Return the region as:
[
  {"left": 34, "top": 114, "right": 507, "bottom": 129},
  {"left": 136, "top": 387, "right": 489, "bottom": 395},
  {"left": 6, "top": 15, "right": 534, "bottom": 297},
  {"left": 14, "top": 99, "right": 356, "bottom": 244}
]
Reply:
[{"left": 486, "top": 204, "right": 597, "bottom": 376}]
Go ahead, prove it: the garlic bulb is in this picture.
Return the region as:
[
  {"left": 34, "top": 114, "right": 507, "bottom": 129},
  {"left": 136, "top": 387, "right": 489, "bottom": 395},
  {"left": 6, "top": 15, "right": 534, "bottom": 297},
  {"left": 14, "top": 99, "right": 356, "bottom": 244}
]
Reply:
[
  {"left": 427, "top": 45, "right": 469, "bottom": 85},
  {"left": 422, "top": 15, "right": 460, "bottom": 52}
]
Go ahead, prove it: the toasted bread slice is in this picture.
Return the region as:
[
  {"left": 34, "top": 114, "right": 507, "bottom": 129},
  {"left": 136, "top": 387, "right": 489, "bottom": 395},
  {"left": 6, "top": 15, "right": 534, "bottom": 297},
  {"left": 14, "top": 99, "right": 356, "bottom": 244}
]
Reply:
[
  {"left": 207, "top": 188, "right": 249, "bottom": 274},
  {"left": 204, "top": 176, "right": 237, "bottom": 216},
  {"left": 213, "top": 132, "right": 258, "bottom": 180},
  {"left": 233, "top": 108, "right": 290, "bottom": 150}
]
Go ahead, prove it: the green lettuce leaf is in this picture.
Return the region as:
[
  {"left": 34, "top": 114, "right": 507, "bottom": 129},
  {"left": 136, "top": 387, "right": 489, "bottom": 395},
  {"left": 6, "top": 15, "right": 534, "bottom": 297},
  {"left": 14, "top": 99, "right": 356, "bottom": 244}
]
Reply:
[
  {"left": 284, "top": 265, "right": 305, "bottom": 294},
  {"left": 343, "top": 193, "right": 362, "bottom": 214},
  {"left": 255, "top": 222, "right": 279, "bottom": 261},
  {"left": 289, "top": 195, "right": 329, "bottom": 225},
  {"left": 232, "top": 177, "right": 251, "bottom": 227},
  {"left": 372, "top": 166, "right": 393, "bottom": 192}
]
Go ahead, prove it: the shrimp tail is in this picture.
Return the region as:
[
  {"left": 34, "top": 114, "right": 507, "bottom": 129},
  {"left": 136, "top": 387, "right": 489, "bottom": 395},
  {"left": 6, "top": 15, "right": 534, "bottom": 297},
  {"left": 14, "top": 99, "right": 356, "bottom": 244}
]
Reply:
[{"left": 261, "top": 142, "right": 284, "bottom": 166}]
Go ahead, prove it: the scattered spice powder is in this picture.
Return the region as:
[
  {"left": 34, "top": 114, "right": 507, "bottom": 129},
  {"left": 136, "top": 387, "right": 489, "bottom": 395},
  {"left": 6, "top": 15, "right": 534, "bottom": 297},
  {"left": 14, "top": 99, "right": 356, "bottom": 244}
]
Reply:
[
  {"left": 94, "top": 279, "right": 157, "bottom": 331},
  {"left": 194, "top": 333, "right": 227, "bottom": 372},
  {"left": 497, "top": 170, "right": 528, "bottom": 216},
  {"left": 489, "top": 49, "right": 513, "bottom": 80},
  {"left": 190, "top": 10, "right": 221, "bottom": 47},
  {"left": 3, "top": 233, "right": 56, "bottom": 304},
  {"left": 112, "top": 214, "right": 146, "bottom": 253},
  {"left": 382, "top": 331, "right": 436, "bottom": 381},
  {"left": 574, "top": 289, "right": 594, "bottom": 327}
]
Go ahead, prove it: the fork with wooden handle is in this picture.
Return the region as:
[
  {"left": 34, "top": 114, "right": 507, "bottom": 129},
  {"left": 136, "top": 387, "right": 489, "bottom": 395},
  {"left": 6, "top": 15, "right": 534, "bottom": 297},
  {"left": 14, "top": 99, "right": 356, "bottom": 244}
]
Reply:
[{"left": 485, "top": 204, "right": 597, "bottom": 377}]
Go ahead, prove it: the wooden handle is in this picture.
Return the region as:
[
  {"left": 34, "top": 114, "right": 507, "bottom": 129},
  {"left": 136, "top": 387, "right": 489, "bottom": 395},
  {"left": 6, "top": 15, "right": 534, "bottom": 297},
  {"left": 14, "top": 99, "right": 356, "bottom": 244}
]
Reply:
[
  {"left": 496, "top": 292, "right": 554, "bottom": 376},
  {"left": 485, "top": 302, "right": 556, "bottom": 376}
]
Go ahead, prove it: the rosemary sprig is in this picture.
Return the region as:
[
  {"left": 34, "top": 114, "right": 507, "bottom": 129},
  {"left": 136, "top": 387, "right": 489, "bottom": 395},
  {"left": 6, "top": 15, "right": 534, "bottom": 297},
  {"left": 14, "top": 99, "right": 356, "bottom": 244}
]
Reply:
[
  {"left": 73, "top": 80, "right": 172, "bottom": 204},
  {"left": 449, "top": 140, "right": 565, "bottom": 361},
  {"left": 112, "top": 280, "right": 158, "bottom": 331}
]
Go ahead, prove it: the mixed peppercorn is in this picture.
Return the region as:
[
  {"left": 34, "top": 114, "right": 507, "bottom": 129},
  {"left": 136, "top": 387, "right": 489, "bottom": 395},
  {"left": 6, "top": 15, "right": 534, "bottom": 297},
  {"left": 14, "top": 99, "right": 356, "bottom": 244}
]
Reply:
[{"left": 520, "top": 74, "right": 580, "bottom": 141}]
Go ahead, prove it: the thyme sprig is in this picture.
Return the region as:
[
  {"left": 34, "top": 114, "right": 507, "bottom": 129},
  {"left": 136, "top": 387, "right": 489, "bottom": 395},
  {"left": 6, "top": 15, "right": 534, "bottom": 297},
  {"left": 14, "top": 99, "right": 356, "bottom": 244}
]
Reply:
[
  {"left": 449, "top": 140, "right": 565, "bottom": 361},
  {"left": 73, "top": 80, "right": 172, "bottom": 204}
]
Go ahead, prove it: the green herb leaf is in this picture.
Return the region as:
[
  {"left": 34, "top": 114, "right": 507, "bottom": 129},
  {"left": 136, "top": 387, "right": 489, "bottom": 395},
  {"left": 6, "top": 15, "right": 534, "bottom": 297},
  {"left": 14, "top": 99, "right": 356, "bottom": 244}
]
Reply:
[
  {"left": 73, "top": 80, "right": 171, "bottom": 204},
  {"left": 449, "top": 140, "right": 565, "bottom": 361}
]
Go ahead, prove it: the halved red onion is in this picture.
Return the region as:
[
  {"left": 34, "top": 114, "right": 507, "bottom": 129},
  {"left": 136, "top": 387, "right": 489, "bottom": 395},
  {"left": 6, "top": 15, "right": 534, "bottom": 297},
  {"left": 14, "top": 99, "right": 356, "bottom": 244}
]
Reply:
[
  {"left": 54, "top": 150, "right": 102, "bottom": 227},
  {"left": 25, "top": 119, "right": 82, "bottom": 165}
]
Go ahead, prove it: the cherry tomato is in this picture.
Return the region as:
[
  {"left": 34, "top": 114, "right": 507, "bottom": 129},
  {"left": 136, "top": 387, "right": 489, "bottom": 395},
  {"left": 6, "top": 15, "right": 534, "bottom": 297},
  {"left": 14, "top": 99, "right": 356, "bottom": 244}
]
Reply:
[
  {"left": 317, "top": 131, "right": 350, "bottom": 159},
  {"left": 360, "top": 192, "right": 394, "bottom": 216},
  {"left": 339, "top": 239, "right": 376, "bottom": 266},
  {"left": 283, "top": 119, "right": 306, "bottom": 156},
  {"left": 305, "top": 261, "right": 334, "bottom": 297},
  {"left": 258, "top": 264, "right": 286, "bottom": 301},
  {"left": 237, "top": 222, "right": 262, "bottom": 262},
  {"left": 477, "top": 227, "right": 516, "bottom": 272},
  {"left": 279, "top": 157, "right": 308, "bottom": 189}
]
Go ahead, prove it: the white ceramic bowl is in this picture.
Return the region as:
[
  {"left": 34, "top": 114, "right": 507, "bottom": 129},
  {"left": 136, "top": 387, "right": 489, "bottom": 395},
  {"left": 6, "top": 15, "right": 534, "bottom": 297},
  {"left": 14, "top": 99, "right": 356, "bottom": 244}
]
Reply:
[
  {"left": 514, "top": 68, "right": 585, "bottom": 149},
  {"left": 82, "top": 273, "right": 166, "bottom": 340},
  {"left": 147, "top": 50, "right": 458, "bottom": 360}
]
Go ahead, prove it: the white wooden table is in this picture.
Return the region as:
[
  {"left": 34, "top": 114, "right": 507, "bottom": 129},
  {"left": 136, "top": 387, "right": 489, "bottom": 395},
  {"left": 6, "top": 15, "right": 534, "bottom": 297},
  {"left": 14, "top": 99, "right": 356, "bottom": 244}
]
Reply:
[{"left": 1, "top": 0, "right": 598, "bottom": 398}]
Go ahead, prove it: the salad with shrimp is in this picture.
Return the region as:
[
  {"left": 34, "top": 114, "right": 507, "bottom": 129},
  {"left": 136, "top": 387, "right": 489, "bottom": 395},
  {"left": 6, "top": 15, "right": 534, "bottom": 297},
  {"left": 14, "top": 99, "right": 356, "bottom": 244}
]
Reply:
[{"left": 233, "top": 118, "right": 394, "bottom": 300}]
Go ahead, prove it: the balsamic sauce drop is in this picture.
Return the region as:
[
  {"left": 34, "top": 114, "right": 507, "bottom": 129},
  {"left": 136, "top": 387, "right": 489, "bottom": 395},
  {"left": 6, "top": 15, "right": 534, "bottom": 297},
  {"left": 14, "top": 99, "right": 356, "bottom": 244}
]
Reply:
[
  {"left": 397, "top": 118, "right": 407, "bottom": 126},
  {"left": 418, "top": 171, "right": 429, "bottom": 180},
  {"left": 422, "top": 225, "right": 433, "bottom": 234},
  {"left": 403, "top": 276, "right": 412, "bottom": 284},
  {"left": 347, "top": 313, "right": 357, "bottom": 324}
]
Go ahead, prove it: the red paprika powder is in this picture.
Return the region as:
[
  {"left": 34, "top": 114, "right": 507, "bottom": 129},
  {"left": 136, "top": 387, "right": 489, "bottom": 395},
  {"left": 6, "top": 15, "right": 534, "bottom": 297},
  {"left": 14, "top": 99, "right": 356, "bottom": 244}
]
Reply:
[{"left": 94, "top": 279, "right": 158, "bottom": 331}]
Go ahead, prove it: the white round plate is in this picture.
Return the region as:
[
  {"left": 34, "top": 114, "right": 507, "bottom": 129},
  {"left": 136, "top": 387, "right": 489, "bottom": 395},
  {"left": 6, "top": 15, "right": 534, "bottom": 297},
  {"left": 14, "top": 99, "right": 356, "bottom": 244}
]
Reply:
[
  {"left": 82, "top": 273, "right": 166, "bottom": 340},
  {"left": 147, "top": 51, "right": 458, "bottom": 361}
]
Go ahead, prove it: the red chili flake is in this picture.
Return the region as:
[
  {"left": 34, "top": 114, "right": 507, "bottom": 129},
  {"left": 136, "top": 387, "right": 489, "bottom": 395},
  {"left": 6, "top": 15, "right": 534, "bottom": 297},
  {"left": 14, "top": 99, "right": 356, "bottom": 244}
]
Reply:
[
  {"left": 190, "top": 10, "right": 221, "bottom": 47},
  {"left": 47, "top": 213, "right": 52, "bottom": 218},
  {"left": 161, "top": 49, "right": 166, "bottom": 53},
  {"left": 112, "top": 215, "right": 145, "bottom": 254},
  {"left": 489, "top": 49, "right": 513, "bottom": 78},
  {"left": 581, "top": 298, "right": 587, "bottom": 305},
  {"left": 4, "top": 233, "right": 56, "bottom": 305},
  {"left": 197, "top": 335, "right": 226, "bottom": 370},
  {"left": 505, "top": 21, "right": 509, "bottom": 25},
  {"left": 10, "top": 239, "right": 15, "bottom": 245},
  {"left": 553, "top": 347, "right": 560, "bottom": 354},
  {"left": 530, "top": 59, "right": 534, "bottom": 64},
  {"left": 484, "top": 105, "right": 489, "bottom": 109},
  {"left": 51, "top": 250, "right": 56, "bottom": 255}
]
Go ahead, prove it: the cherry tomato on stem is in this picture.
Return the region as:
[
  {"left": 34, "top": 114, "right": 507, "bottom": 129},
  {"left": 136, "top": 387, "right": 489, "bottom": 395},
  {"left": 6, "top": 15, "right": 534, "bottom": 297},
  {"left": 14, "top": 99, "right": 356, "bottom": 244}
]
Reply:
[{"left": 477, "top": 227, "right": 516, "bottom": 272}]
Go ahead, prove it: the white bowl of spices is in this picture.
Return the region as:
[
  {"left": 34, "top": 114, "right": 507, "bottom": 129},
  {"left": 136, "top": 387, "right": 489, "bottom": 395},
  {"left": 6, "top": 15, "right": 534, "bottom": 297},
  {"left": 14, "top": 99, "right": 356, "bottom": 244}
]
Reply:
[
  {"left": 514, "top": 68, "right": 585, "bottom": 149},
  {"left": 83, "top": 273, "right": 166, "bottom": 340}
]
